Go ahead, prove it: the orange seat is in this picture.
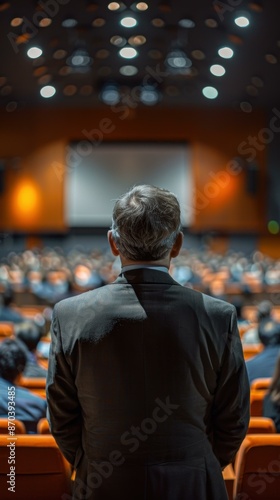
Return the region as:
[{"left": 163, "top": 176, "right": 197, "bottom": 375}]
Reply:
[
  {"left": 0, "top": 418, "right": 26, "bottom": 434},
  {"left": 19, "top": 377, "right": 46, "bottom": 398},
  {"left": 242, "top": 343, "right": 263, "bottom": 361},
  {"left": 233, "top": 434, "right": 280, "bottom": 499},
  {"left": 250, "top": 377, "right": 272, "bottom": 391},
  {"left": 247, "top": 417, "right": 276, "bottom": 434},
  {"left": 0, "top": 434, "right": 72, "bottom": 500},
  {"left": 250, "top": 390, "right": 267, "bottom": 417},
  {"left": 37, "top": 418, "right": 50, "bottom": 434},
  {"left": 0, "top": 322, "right": 14, "bottom": 339}
]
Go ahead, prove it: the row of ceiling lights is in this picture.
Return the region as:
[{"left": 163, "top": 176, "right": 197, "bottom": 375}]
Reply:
[{"left": 29, "top": 11, "right": 250, "bottom": 102}]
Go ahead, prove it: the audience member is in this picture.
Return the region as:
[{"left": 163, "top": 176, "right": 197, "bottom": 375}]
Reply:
[
  {"left": 242, "top": 300, "right": 273, "bottom": 344},
  {"left": 15, "top": 321, "right": 47, "bottom": 378},
  {"left": 263, "top": 354, "right": 280, "bottom": 432},
  {"left": 0, "top": 338, "right": 46, "bottom": 433},
  {"left": 0, "top": 287, "right": 24, "bottom": 323},
  {"left": 246, "top": 315, "right": 280, "bottom": 384}
]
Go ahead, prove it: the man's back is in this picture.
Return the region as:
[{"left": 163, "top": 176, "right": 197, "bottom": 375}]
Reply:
[{"left": 47, "top": 268, "right": 249, "bottom": 500}]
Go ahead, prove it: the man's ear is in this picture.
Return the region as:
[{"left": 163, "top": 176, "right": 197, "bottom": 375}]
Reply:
[
  {"left": 108, "top": 230, "right": 120, "bottom": 256},
  {"left": 170, "top": 231, "right": 183, "bottom": 258}
]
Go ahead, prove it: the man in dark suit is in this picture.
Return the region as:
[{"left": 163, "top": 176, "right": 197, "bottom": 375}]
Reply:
[
  {"left": 47, "top": 185, "right": 250, "bottom": 500},
  {"left": 0, "top": 338, "right": 46, "bottom": 433}
]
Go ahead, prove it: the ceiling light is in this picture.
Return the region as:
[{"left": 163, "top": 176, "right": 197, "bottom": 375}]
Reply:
[
  {"left": 0, "top": 85, "right": 12, "bottom": 96},
  {"left": 234, "top": 16, "right": 250, "bottom": 27},
  {"left": 205, "top": 18, "right": 218, "bottom": 28},
  {"left": 191, "top": 50, "right": 205, "bottom": 60},
  {"left": 6, "top": 101, "right": 17, "bottom": 112},
  {"left": 63, "top": 85, "right": 77, "bottom": 96},
  {"left": 119, "top": 47, "right": 137, "bottom": 59},
  {"left": 178, "top": 19, "right": 195, "bottom": 28},
  {"left": 53, "top": 49, "right": 67, "bottom": 59},
  {"left": 151, "top": 18, "right": 165, "bottom": 27},
  {"left": 218, "top": 47, "right": 234, "bottom": 58},
  {"left": 166, "top": 50, "right": 192, "bottom": 69},
  {"left": 110, "top": 35, "right": 126, "bottom": 46},
  {"left": 119, "top": 65, "right": 138, "bottom": 76},
  {"left": 40, "top": 85, "right": 56, "bottom": 98},
  {"left": 246, "top": 85, "right": 258, "bottom": 96},
  {"left": 136, "top": 2, "right": 148, "bottom": 10},
  {"left": 92, "top": 18, "right": 106, "bottom": 27},
  {"left": 10, "top": 17, "right": 23, "bottom": 27},
  {"left": 100, "top": 85, "right": 120, "bottom": 105},
  {"left": 27, "top": 47, "right": 42, "bottom": 59},
  {"left": 140, "top": 85, "right": 160, "bottom": 105},
  {"left": 67, "top": 49, "right": 92, "bottom": 68},
  {"left": 62, "top": 18, "right": 77, "bottom": 28},
  {"left": 39, "top": 17, "right": 52, "bottom": 27},
  {"left": 108, "top": 2, "right": 121, "bottom": 10},
  {"left": 120, "top": 17, "right": 137, "bottom": 28},
  {"left": 38, "top": 74, "right": 51, "bottom": 85},
  {"left": 128, "top": 35, "right": 146, "bottom": 46},
  {"left": 240, "top": 101, "right": 252, "bottom": 113},
  {"left": 251, "top": 76, "right": 263, "bottom": 87},
  {"left": 80, "top": 85, "right": 93, "bottom": 96},
  {"left": 210, "top": 64, "right": 225, "bottom": 76},
  {"left": 265, "top": 53, "right": 277, "bottom": 64},
  {"left": 202, "top": 86, "right": 218, "bottom": 99}
]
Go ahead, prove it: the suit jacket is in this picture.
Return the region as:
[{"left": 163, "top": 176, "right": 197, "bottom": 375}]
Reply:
[
  {"left": 246, "top": 345, "right": 280, "bottom": 384},
  {"left": 47, "top": 269, "right": 250, "bottom": 500},
  {"left": 0, "top": 377, "right": 47, "bottom": 433}
]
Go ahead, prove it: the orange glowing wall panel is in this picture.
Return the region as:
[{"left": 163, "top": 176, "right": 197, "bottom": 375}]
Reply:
[{"left": 0, "top": 106, "right": 267, "bottom": 233}]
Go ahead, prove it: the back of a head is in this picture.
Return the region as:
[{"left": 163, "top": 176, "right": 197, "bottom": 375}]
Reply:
[
  {"left": 257, "top": 300, "right": 272, "bottom": 321},
  {"left": 0, "top": 338, "right": 27, "bottom": 383},
  {"left": 258, "top": 317, "right": 280, "bottom": 346},
  {"left": 111, "top": 185, "right": 182, "bottom": 261},
  {"left": 16, "top": 321, "right": 42, "bottom": 352}
]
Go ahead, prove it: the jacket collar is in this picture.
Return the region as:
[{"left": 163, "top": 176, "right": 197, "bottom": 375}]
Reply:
[{"left": 114, "top": 267, "right": 179, "bottom": 285}]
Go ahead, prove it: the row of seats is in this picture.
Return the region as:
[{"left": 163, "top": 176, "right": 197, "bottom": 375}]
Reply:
[{"left": 1, "top": 417, "right": 279, "bottom": 500}]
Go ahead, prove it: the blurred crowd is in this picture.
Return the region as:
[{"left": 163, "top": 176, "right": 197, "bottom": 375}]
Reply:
[{"left": 0, "top": 246, "right": 279, "bottom": 305}]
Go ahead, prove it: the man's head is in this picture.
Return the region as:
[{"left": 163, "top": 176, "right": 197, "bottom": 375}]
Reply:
[
  {"left": 0, "top": 338, "right": 27, "bottom": 384},
  {"left": 109, "top": 185, "right": 183, "bottom": 264},
  {"left": 15, "top": 321, "right": 42, "bottom": 353}
]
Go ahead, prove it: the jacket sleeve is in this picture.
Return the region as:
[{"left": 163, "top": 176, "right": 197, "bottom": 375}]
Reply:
[
  {"left": 211, "top": 307, "right": 250, "bottom": 468},
  {"left": 46, "top": 305, "right": 83, "bottom": 467}
]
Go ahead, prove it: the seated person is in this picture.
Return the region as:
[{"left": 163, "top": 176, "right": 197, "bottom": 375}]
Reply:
[
  {"left": 242, "top": 300, "right": 273, "bottom": 345},
  {"left": 246, "top": 316, "right": 280, "bottom": 384},
  {"left": 15, "top": 321, "right": 47, "bottom": 378},
  {"left": 0, "top": 338, "right": 46, "bottom": 433},
  {"left": 263, "top": 354, "right": 280, "bottom": 432},
  {"left": 0, "top": 287, "right": 24, "bottom": 323}
]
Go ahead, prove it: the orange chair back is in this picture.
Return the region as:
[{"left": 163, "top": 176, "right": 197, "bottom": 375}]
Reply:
[
  {"left": 0, "top": 418, "right": 26, "bottom": 434},
  {"left": 19, "top": 377, "right": 46, "bottom": 398},
  {"left": 0, "top": 322, "right": 14, "bottom": 339},
  {"left": 250, "top": 390, "right": 267, "bottom": 417},
  {"left": 248, "top": 417, "right": 276, "bottom": 434},
  {"left": 251, "top": 378, "right": 272, "bottom": 391},
  {"left": 37, "top": 418, "right": 50, "bottom": 434},
  {"left": 233, "top": 434, "right": 280, "bottom": 499},
  {"left": 243, "top": 343, "right": 263, "bottom": 361},
  {"left": 0, "top": 434, "right": 72, "bottom": 500}
]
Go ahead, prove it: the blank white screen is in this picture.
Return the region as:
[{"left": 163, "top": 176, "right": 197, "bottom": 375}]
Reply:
[{"left": 66, "top": 142, "right": 193, "bottom": 226}]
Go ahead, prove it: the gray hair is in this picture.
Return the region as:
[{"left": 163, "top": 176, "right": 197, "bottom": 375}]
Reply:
[{"left": 111, "top": 185, "right": 182, "bottom": 261}]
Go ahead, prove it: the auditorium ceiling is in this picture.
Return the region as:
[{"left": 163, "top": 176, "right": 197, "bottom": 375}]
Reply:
[{"left": 0, "top": 0, "right": 279, "bottom": 111}]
